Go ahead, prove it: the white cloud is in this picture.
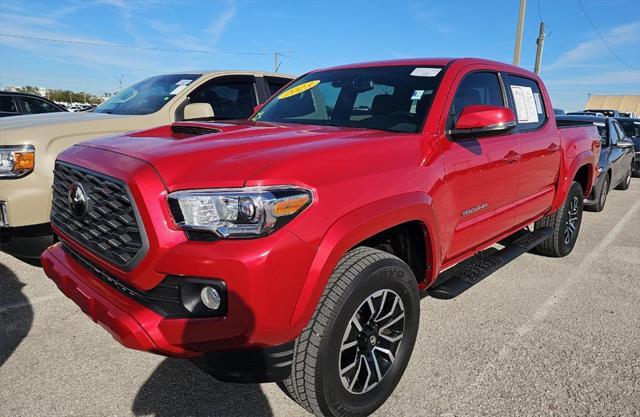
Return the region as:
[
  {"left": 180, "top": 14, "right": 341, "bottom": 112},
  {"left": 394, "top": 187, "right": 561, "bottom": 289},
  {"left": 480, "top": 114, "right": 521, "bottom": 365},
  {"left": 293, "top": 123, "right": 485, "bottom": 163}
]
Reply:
[
  {"left": 546, "top": 70, "right": 640, "bottom": 87},
  {"left": 547, "top": 21, "right": 640, "bottom": 70},
  {"left": 206, "top": 0, "right": 237, "bottom": 44}
]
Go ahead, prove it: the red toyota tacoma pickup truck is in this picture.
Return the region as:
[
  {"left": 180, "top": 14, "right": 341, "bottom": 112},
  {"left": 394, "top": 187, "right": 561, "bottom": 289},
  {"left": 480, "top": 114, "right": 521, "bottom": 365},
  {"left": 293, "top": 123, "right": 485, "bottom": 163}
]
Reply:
[{"left": 41, "top": 58, "right": 600, "bottom": 416}]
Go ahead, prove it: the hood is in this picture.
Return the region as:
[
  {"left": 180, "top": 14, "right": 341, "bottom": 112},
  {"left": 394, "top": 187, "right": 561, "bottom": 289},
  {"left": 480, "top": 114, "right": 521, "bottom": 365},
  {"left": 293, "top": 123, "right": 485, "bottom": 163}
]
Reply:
[
  {"left": 0, "top": 111, "right": 133, "bottom": 130},
  {"left": 631, "top": 136, "right": 640, "bottom": 151},
  {"left": 77, "top": 121, "right": 398, "bottom": 190}
]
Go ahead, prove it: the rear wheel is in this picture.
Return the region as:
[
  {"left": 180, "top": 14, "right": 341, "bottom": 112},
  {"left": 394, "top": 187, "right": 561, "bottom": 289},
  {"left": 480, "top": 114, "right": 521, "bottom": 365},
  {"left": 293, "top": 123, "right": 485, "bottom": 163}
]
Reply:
[
  {"left": 616, "top": 164, "right": 632, "bottom": 190},
  {"left": 279, "top": 247, "right": 420, "bottom": 417},
  {"left": 535, "top": 181, "right": 584, "bottom": 257}
]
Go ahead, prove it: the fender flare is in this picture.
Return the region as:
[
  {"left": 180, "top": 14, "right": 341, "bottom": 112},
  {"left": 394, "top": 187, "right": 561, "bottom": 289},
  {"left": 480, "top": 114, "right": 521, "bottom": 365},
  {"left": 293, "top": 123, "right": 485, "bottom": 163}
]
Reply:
[
  {"left": 551, "top": 149, "right": 596, "bottom": 210},
  {"left": 289, "top": 191, "right": 440, "bottom": 328}
]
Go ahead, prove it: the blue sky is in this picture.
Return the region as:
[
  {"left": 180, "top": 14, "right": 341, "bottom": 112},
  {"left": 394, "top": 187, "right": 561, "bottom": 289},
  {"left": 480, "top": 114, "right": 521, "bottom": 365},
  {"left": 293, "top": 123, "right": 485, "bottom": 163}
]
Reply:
[{"left": 0, "top": 0, "right": 638, "bottom": 111}]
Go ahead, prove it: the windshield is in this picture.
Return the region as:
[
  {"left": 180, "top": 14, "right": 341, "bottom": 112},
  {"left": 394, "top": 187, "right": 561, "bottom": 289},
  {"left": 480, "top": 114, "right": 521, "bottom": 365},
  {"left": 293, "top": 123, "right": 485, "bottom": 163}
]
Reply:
[
  {"left": 617, "top": 119, "right": 640, "bottom": 137},
  {"left": 95, "top": 74, "right": 201, "bottom": 115},
  {"left": 253, "top": 65, "right": 445, "bottom": 133}
]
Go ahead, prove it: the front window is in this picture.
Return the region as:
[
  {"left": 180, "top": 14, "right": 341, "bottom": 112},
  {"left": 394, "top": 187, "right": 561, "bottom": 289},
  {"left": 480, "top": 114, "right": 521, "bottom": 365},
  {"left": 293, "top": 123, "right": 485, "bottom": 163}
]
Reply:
[
  {"left": 253, "top": 66, "right": 445, "bottom": 133},
  {"left": 95, "top": 74, "right": 201, "bottom": 115}
]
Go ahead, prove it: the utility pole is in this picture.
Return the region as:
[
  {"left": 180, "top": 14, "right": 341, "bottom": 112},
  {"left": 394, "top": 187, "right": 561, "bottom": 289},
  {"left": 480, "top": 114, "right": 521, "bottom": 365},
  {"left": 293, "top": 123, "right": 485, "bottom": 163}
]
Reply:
[
  {"left": 513, "top": 0, "right": 527, "bottom": 66},
  {"left": 534, "top": 22, "right": 546, "bottom": 74},
  {"left": 273, "top": 50, "right": 294, "bottom": 73}
]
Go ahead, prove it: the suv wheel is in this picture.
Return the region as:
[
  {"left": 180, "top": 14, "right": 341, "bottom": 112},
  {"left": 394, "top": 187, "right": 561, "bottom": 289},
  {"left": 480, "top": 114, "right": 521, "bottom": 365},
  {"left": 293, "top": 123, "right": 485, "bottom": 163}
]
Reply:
[
  {"left": 279, "top": 247, "right": 420, "bottom": 417},
  {"left": 535, "top": 181, "right": 584, "bottom": 257}
]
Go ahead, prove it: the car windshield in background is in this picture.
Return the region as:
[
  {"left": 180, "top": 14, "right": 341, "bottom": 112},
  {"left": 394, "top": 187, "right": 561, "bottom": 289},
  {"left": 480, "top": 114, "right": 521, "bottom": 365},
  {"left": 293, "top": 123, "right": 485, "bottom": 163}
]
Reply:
[
  {"left": 95, "top": 74, "right": 201, "bottom": 115},
  {"left": 253, "top": 65, "right": 445, "bottom": 133},
  {"left": 617, "top": 119, "right": 640, "bottom": 137}
]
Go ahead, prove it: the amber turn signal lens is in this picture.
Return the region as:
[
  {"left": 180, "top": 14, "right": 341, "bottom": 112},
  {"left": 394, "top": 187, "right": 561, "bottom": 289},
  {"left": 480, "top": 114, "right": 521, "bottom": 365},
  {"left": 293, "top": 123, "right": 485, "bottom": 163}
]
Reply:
[
  {"left": 273, "top": 195, "right": 310, "bottom": 217},
  {"left": 13, "top": 151, "right": 35, "bottom": 171}
]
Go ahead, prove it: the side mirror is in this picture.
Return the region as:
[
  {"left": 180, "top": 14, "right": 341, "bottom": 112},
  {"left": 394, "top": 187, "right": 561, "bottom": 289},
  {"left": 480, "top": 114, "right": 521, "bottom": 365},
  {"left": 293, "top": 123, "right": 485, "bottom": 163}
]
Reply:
[
  {"left": 449, "top": 105, "right": 516, "bottom": 140},
  {"left": 616, "top": 139, "right": 634, "bottom": 149},
  {"left": 184, "top": 103, "right": 214, "bottom": 121}
]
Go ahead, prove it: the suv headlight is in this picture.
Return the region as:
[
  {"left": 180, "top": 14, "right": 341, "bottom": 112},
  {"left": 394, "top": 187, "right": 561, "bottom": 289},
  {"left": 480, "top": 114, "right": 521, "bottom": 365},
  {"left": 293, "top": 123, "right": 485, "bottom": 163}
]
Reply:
[
  {"left": 0, "top": 145, "right": 35, "bottom": 178},
  {"left": 168, "top": 186, "right": 312, "bottom": 238}
]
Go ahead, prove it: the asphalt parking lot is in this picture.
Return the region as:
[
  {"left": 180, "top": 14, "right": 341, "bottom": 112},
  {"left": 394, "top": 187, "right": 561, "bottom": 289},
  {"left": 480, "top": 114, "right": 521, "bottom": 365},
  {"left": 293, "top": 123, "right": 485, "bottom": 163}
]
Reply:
[{"left": 1, "top": 179, "right": 639, "bottom": 417}]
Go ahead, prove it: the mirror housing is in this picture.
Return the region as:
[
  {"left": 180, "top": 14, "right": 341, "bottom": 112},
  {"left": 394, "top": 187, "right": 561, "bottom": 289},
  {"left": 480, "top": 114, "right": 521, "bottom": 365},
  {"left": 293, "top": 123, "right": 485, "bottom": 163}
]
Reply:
[
  {"left": 184, "top": 103, "right": 214, "bottom": 121},
  {"left": 616, "top": 138, "right": 635, "bottom": 149},
  {"left": 449, "top": 105, "right": 516, "bottom": 140}
]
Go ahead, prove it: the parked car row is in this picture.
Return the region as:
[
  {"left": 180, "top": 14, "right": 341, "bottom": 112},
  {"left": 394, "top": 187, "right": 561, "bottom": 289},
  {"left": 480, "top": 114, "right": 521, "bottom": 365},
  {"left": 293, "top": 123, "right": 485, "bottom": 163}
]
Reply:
[
  {"left": 557, "top": 115, "right": 635, "bottom": 212},
  {"left": 0, "top": 57, "right": 615, "bottom": 416}
]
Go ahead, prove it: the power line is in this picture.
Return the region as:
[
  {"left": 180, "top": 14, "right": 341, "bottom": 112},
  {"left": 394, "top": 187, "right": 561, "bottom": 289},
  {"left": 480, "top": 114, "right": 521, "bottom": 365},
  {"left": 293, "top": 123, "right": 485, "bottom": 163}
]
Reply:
[
  {"left": 575, "top": 0, "right": 638, "bottom": 70},
  {"left": 279, "top": 54, "right": 318, "bottom": 67},
  {"left": 0, "top": 33, "right": 271, "bottom": 56}
]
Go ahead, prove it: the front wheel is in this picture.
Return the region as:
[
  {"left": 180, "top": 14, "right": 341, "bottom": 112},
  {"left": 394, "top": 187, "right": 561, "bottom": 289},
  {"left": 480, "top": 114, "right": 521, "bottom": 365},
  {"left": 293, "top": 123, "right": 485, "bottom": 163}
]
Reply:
[
  {"left": 279, "top": 247, "right": 420, "bottom": 417},
  {"left": 535, "top": 181, "right": 584, "bottom": 257}
]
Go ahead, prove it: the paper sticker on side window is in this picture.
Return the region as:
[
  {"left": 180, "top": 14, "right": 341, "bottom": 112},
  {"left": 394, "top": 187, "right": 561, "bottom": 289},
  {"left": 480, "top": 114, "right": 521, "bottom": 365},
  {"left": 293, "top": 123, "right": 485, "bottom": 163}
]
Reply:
[{"left": 510, "top": 85, "right": 539, "bottom": 124}]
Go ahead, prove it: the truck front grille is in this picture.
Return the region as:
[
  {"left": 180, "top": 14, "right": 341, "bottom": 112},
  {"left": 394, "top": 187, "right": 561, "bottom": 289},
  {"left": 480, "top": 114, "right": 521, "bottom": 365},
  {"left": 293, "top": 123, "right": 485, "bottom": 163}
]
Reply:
[{"left": 51, "top": 162, "right": 146, "bottom": 269}]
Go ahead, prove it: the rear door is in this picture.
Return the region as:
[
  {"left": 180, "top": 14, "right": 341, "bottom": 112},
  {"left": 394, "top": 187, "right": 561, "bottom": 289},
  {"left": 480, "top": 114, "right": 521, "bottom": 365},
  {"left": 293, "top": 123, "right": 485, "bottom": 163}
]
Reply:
[
  {"left": 503, "top": 74, "right": 561, "bottom": 224},
  {"left": 442, "top": 70, "right": 520, "bottom": 261}
]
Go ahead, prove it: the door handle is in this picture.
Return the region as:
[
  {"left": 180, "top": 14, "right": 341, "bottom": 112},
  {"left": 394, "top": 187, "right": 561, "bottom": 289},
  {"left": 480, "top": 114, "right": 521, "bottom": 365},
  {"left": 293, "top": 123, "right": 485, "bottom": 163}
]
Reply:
[{"left": 503, "top": 151, "right": 521, "bottom": 163}]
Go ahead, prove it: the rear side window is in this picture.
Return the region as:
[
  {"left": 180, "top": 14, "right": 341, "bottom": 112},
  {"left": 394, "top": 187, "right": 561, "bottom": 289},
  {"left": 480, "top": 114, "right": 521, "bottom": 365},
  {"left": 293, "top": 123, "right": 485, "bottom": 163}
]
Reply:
[
  {"left": 265, "top": 77, "right": 291, "bottom": 97},
  {"left": 450, "top": 71, "right": 504, "bottom": 127},
  {"left": 21, "top": 96, "right": 61, "bottom": 114},
  {"left": 504, "top": 74, "right": 547, "bottom": 131},
  {"left": 0, "top": 95, "right": 18, "bottom": 113}
]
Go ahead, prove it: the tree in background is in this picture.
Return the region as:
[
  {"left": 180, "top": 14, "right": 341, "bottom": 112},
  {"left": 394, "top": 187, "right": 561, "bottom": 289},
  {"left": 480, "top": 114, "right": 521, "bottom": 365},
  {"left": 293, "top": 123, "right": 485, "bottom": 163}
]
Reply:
[{"left": 15, "top": 85, "right": 40, "bottom": 95}]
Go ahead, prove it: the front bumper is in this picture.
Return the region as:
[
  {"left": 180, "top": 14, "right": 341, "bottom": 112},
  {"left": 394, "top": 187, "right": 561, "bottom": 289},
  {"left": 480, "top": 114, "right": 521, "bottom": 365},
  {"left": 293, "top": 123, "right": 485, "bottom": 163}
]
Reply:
[
  {"left": 0, "top": 222, "right": 54, "bottom": 261},
  {"left": 633, "top": 152, "right": 640, "bottom": 175}
]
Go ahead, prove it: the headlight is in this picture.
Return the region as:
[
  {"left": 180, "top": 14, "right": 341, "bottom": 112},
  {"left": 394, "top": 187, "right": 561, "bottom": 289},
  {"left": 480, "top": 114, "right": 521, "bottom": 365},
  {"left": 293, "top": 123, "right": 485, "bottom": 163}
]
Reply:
[
  {"left": 0, "top": 145, "right": 35, "bottom": 178},
  {"left": 168, "top": 186, "right": 312, "bottom": 238}
]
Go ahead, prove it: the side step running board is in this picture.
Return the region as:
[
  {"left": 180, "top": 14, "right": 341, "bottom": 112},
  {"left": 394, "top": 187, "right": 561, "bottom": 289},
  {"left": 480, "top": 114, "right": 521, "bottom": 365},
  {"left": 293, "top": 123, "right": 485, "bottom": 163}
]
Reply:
[{"left": 426, "top": 227, "right": 553, "bottom": 300}]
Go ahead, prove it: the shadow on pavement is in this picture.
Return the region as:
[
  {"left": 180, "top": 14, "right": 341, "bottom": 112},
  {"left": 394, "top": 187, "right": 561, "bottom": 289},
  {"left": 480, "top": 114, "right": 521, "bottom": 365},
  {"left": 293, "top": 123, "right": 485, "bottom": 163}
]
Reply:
[
  {"left": 0, "top": 262, "right": 34, "bottom": 367},
  {"left": 132, "top": 358, "right": 273, "bottom": 417}
]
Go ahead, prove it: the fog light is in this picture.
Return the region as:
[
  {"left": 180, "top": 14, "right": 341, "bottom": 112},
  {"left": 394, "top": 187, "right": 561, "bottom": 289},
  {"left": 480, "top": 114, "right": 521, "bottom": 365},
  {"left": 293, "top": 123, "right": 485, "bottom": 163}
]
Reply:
[{"left": 201, "top": 286, "right": 221, "bottom": 310}]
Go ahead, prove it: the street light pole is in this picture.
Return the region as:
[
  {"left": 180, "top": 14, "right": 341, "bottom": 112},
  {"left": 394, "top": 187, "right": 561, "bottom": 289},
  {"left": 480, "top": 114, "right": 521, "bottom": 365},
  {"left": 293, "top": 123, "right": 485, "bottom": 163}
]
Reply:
[{"left": 513, "top": 0, "right": 527, "bottom": 66}]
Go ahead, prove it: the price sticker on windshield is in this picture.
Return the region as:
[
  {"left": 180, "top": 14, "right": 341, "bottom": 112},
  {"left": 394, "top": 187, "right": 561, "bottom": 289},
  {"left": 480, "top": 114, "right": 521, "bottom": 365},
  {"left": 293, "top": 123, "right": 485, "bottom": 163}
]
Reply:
[
  {"left": 278, "top": 80, "right": 320, "bottom": 99},
  {"left": 410, "top": 67, "right": 441, "bottom": 77}
]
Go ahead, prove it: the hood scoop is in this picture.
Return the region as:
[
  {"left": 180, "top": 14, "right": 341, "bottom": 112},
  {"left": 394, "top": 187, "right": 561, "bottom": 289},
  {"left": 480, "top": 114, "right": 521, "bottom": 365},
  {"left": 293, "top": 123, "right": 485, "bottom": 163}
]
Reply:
[{"left": 170, "top": 123, "right": 222, "bottom": 138}]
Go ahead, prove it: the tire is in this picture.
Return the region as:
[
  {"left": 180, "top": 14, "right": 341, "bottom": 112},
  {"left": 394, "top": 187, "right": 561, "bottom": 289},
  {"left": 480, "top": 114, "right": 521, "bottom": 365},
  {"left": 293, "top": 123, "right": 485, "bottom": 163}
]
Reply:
[
  {"left": 588, "top": 174, "right": 609, "bottom": 213},
  {"left": 616, "top": 163, "right": 632, "bottom": 190},
  {"left": 535, "top": 181, "right": 584, "bottom": 257},
  {"left": 279, "top": 247, "right": 420, "bottom": 417}
]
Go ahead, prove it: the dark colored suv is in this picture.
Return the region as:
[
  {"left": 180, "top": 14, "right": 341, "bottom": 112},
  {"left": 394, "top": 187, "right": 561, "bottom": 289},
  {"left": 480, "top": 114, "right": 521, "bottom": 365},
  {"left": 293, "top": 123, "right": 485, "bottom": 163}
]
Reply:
[{"left": 0, "top": 91, "right": 67, "bottom": 117}]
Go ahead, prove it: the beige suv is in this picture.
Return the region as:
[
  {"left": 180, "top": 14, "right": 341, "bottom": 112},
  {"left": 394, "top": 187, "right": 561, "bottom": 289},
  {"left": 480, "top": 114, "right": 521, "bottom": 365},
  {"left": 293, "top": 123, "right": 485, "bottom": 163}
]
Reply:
[{"left": 0, "top": 70, "right": 293, "bottom": 263}]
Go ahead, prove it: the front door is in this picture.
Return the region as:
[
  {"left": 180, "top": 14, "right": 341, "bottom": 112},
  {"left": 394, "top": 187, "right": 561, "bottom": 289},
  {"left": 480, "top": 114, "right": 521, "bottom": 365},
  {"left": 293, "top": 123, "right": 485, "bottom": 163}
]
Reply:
[{"left": 442, "top": 70, "right": 520, "bottom": 262}]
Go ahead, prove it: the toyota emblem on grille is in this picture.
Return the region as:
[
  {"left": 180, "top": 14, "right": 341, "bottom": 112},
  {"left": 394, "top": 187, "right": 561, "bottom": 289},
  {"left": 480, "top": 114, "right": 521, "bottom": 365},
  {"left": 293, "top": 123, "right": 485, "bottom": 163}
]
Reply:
[{"left": 68, "top": 182, "right": 88, "bottom": 218}]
